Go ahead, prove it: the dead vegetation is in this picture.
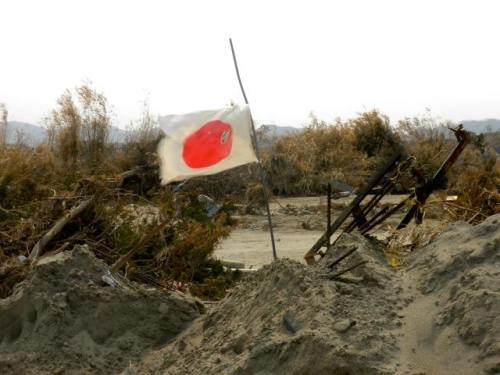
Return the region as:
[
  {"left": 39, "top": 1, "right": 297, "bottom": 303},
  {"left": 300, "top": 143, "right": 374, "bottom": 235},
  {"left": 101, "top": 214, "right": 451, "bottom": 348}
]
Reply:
[
  {"left": 0, "top": 85, "right": 498, "bottom": 302},
  {"left": 260, "top": 110, "right": 498, "bottom": 222},
  {"left": 0, "top": 84, "right": 237, "bottom": 300}
]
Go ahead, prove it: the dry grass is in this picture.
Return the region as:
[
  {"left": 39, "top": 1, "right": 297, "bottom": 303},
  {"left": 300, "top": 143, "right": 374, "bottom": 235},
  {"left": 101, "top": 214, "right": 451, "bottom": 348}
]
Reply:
[
  {"left": 385, "top": 221, "right": 450, "bottom": 268},
  {"left": 259, "top": 111, "right": 498, "bottom": 221},
  {"left": 0, "top": 86, "right": 497, "bottom": 298}
]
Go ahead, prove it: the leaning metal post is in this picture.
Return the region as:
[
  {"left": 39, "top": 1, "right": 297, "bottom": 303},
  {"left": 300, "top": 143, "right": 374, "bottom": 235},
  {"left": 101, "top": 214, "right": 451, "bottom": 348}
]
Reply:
[
  {"left": 397, "top": 125, "right": 470, "bottom": 229},
  {"left": 229, "top": 38, "right": 277, "bottom": 260},
  {"left": 327, "top": 183, "right": 332, "bottom": 249}
]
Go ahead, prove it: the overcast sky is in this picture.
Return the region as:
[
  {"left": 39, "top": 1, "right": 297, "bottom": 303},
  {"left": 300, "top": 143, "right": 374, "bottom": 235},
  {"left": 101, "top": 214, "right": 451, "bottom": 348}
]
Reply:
[{"left": 1, "top": 0, "right": 499, "bottom": 128}]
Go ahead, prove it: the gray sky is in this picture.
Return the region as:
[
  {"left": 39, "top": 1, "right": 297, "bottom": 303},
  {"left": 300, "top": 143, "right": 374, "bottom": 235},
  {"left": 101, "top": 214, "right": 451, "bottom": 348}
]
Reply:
[{"left": 1, "top": 0, "right": 499, "bottom": 128}]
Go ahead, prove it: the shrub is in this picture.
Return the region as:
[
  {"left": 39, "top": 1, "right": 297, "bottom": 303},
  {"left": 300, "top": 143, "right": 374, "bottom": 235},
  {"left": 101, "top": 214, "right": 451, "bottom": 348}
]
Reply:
[
  {"left": 351, "top": 110, "right": 403, "bottom": 160},
  {"left": 263, "top": 115, "right": 369, "bottom": 195},
  {"left": 117, "top": 100, "right": 162, "bottom": 171},
  {"left": 45, "top": 83, "right": 110, "bottom": 170}
]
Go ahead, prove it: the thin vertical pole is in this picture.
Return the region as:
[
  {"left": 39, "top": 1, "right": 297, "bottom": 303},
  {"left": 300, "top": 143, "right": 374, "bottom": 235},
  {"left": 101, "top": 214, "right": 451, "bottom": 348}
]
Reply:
[
  {"left": 229, "top": 38, "right": 277, "bottom": 260},
  {"left": 327, "top": 183, "right": 332, "bottom": 249}
]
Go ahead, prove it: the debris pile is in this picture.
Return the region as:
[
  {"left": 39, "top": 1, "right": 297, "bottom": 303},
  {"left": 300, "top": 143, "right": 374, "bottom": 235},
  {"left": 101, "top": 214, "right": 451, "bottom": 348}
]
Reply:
[{"left": 0, "top": 246, "right": 202, "bottom": 375}]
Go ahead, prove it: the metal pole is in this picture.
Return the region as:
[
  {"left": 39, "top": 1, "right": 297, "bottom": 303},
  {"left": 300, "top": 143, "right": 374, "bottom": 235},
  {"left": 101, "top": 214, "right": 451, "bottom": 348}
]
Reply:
[
  {"left": 229, "top": 38, "right": 277, "bottom": 260},
  {"left": 327, "top": 183, "right": 332, "bottom": 249}
]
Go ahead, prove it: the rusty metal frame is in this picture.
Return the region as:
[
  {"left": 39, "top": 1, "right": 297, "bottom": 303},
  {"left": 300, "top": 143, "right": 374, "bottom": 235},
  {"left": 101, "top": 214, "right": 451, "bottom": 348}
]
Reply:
[
  {"left": 304, "top": 125, "right": 471, "bottom": 265},
  {"left": 304, "top": 152, "right": 403, "bottom": 264},
  {"left": 396, "top": 125, "right": 470, "bottom": 229}
]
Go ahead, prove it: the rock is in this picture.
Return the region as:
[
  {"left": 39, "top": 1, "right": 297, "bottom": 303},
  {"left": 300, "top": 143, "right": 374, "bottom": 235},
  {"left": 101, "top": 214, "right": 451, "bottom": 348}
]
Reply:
[
  {"left": 301, "top": 222, "right": 312, "bottom": 230},
  {"left": 333, "top": 319, "right": 356, "bottom": 333},
  {"left": 158, "top": 303, "right": 170, "bottom": 314},
  {"left": 230, "top": 334, "right": 249, "bottom": 354},
  {"left": 221, "top": 260, "right": 246, "bottom": 269},
  {"left": 282, "top": 311, "right": 302, "bottom": 334}
]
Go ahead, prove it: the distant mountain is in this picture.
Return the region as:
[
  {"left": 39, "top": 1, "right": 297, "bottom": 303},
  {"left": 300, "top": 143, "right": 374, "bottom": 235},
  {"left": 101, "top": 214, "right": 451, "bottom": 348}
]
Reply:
[
  {"left": 6, "top": 122, "right": 128, "bottom": 145},
  {"left": 6, "top": 121, "right": 47, "bottom": 145},
  {"left": 258, "top": 124, "right": 301, "bottom": 137},
  {"left": 258, "top": 121, "right": 500, "bottom": 136},
  {"left": 256, "top": 124, "right": 302, "bottom": 148},
  {"left": 108, "top": 126, "right": 128, "bottom": 143},
  {"left": 461, "top": 119, "right": 500, "bottom": 134}
]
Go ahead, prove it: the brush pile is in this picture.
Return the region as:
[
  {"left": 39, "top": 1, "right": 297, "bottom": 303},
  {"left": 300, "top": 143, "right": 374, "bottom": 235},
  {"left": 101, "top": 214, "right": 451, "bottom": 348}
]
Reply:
[{"left": 0, "top": 84, "right": 238, "bottom": 301}]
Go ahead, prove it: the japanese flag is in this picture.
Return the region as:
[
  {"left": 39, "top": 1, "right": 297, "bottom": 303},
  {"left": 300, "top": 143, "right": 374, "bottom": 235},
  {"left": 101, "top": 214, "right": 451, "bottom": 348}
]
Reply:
[{"left": 157, "top": 104, "right": 258, "bottom": 184}]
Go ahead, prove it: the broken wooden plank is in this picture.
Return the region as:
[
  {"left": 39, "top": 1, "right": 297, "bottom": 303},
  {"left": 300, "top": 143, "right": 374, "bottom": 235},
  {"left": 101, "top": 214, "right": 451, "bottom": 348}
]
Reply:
[{"left": 29, "top": 197, "right": 93, "bottom": 261}]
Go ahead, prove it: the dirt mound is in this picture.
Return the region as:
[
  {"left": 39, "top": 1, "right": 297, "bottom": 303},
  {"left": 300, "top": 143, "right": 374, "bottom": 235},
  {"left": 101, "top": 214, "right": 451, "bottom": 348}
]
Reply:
[
  {"left": 2, "top": 215, "right": 498, "bottom": 374},
  {"left": 135, "top": 217, "right": 500, "bottom": 375},
  {"left": 400, "top": 214, "right": 500, "bottom": 374},
  {"left": 321, "top": 233, "right": 394, "bottom": 286},
  {"left": 0, "top": 245, "right": 202, "bottom": 375},
  {"left": 136, "top": 238, "right": 403, "bottom": 375}
]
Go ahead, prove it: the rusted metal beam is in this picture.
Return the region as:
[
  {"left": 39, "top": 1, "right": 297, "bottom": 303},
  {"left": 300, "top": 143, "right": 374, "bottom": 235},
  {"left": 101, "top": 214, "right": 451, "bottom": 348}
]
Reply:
[
  {"left": 358, "top": 206, "right": 390, "bottom": 232},
  {"left": 360, "top": 197, "right": 412, "bottom": 234},
  {"left": 326, "top": 246, "right": 358, "bottom": 269},
  {"left": 397, "top": 125, "right": 470, "bottom": 229},
  {"left": 327, "top": 183, "right": 332, "bottom": 249},
  {"left": 329, "top": 261, "right": 367, "bottom": 280},
  {"left": 351, "top": 205, "right": 368, "bottom": 229},
  {"left": 345, "top": 156, "right": 413, "bottom": 233}
]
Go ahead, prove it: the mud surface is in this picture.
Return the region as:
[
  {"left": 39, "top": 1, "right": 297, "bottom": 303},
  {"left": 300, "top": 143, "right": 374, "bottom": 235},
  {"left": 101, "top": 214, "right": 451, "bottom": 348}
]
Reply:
[{"left": 215, "top": 195, "right": 436, "bottom": 268}]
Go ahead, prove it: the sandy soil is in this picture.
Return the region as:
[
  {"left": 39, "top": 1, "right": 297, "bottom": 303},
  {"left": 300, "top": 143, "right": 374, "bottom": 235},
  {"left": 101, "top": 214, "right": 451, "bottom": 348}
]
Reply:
[
  {"left": 397, "top": 271, "right": 479, "bottom": 374},
  {"left": 2, "top": 195, "right": 497, "bottom": 375},
  {"left": 135, "top": 214, "right": 500, "bottom": 374},
  {"left": 0, "top": 246, "right": 202, "bottom": 375}
]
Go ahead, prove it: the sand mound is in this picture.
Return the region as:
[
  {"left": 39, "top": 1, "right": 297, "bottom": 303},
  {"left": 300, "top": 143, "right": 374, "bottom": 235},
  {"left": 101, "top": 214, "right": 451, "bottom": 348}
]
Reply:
[
  {"left": 0, "top": 246, "right": 202, "bottom": 375},
  {"left": 136, "top": 236, "right": 403, "bottom": 375},
  {"left": 1, "top": 215, "right": 498, "bottom": 374},
  {"left": 135, "top": 216, "right": 500, "bottom": 375},
  {"left": 400, "top": 214, "right": 500, "bottom": 374}
]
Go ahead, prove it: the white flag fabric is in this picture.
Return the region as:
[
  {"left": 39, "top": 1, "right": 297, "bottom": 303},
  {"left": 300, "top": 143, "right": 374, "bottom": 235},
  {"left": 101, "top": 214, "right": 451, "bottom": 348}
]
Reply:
[{"left": 157, "top": 104, "right": 258, "bottom": 184}]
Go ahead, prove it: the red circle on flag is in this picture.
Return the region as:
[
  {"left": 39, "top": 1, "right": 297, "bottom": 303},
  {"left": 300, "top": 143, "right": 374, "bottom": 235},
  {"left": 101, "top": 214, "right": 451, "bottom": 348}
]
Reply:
[{"left": 182, "top": 120, "right": 233, "bottom": 168}]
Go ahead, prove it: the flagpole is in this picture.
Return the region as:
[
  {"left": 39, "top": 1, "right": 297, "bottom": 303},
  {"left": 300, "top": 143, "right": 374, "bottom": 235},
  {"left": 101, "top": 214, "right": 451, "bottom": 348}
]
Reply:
[{"left": 229, "top": 38, "right": 278, "bottom": 261}]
